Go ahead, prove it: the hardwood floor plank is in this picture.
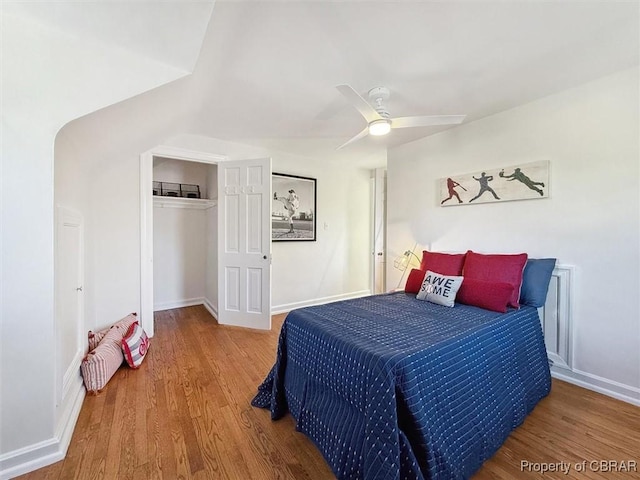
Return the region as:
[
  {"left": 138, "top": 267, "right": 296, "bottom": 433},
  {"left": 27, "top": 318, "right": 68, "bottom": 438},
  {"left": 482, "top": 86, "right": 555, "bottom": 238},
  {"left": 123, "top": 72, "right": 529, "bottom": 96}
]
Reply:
[
  {"left": 87, "top": 389, "right": 107, "bottom": 427},
  {"left": 131, "top": 463, "right": 150, "bottom": 480},
  {"left": 154, "top": 377, "right": 178, "bottom": 480},
  {"left": 72, "top": 423, "right": 100, "bottom": 480},
  {"left": 118, "top": 367, "right": 139, "bottom": 480},
  {"left": 144, "top": 405, "right": 162, "bottom": 480},
  {"left": 191, "top": 410, "right": 230, "bottom": 479},
  {"left": 102, "top": 368, "right": 129, "bottom": 479},
  {"left": 133, "top": 367, "right": 149, "bottom": 466},
  {"left": 168, "top": 409, "right": 191, "bottom": 480},
  {"left": 87, "top": 457, "right": 105, "bottom": 480},
  {"left": 17, "top": 305, "right": 640, "bottom": 480},
  {"left": 178, "top": 405, "right": 205, "bottom": 475}
]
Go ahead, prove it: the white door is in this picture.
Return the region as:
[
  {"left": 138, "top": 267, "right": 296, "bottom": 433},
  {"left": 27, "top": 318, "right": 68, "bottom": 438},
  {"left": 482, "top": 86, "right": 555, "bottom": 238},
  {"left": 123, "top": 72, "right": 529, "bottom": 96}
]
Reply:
[
  {"left": 218, "top": 158, "right": 271, "bottom": 329},
  {"left": 372, "top": 168, "right": 386, "bottom": 294},
  {"left": 56, "top": 207, "right": 84, "bottom": 404}
]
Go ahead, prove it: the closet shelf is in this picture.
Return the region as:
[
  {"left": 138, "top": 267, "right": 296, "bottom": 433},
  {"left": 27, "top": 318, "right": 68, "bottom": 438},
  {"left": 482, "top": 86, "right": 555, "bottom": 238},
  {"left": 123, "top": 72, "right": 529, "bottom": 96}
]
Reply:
[{"left": 153, "top": 196, "right": 217, "bottom": 210}]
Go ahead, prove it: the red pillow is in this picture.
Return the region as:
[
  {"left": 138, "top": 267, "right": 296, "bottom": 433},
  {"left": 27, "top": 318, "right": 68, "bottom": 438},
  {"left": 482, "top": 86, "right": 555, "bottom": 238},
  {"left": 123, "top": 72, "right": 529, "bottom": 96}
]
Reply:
[
  {"left": 462, "top": 251, "right": 528, "bottom": 308},
  {"left": 420, "top": 251, "right": 466, "bottom": 276},
  {"left": 122, "top": 321, "right": 150, "bottom": 369},
  {"left": 405, "top": 269, "right": 426, "bottom": 293},
  {"left": 457, "top": 279, "right": 514, "bottom": 313}
]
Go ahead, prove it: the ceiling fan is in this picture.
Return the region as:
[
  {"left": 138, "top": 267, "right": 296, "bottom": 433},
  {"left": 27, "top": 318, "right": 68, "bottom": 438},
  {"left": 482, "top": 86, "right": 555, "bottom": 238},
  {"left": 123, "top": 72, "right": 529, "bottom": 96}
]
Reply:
[{"left": 336, "top": 85, "right": 466, "bottom": 149}]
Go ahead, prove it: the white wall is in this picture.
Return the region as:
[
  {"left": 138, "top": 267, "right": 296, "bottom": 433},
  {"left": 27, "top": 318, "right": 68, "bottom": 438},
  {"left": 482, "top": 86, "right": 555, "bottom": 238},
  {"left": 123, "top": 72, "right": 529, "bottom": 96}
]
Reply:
[
  {"left": 152, "top": 159, "right": 212, "bottom": 310},
  {"left": 387, "top": 68, "right": 639, "bottom": 403},
  {"left": 153, "top": 158, "right": 212, "bottom": 199},
  {"left": 53, "top": 72, "right": 211, "bottom": 336},
  {"left": 269, "top": 155, "right": 372, "bottom": 310},
  {"left": 53, "top": 123, "right": 376, "bottom": 335},
  {"left": 153, "top": 207, "right": 207, "bottom": 309},
  {"left": 0, "top": 6, "right": 208, "bottom": 476},
  {"left": 166, "top": 134, "right": 375, "bottom": 311},
  {"left": 0, "top": 3, "right": 375, "bottom": 475}
]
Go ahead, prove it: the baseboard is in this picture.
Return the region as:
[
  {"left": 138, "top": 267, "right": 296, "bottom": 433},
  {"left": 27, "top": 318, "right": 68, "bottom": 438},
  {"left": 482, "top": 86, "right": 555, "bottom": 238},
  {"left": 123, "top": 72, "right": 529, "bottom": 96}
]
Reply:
[
  {"left": 203, "top": 297, "right": 218, "bottom": 321},
  {"left": 55, "top": 377, "right": 86, "bottom": 460},
  {"left": 153, "top": 297, "right": 205, "bottom": 312},
  {"left": 271, "top": 290, "right": 372, "bottom": 315},
  {"left": 0, "top": 438, "right": 60, "bottom": 480},
  {"left": 157, "top": 291, "right": 372, "bottom": 318},
  {"left": 551, "top": 367, "right": 640, "bottom": 406},
  {"left": 0, "top": 380, "right": 85, "bottom": 479}
]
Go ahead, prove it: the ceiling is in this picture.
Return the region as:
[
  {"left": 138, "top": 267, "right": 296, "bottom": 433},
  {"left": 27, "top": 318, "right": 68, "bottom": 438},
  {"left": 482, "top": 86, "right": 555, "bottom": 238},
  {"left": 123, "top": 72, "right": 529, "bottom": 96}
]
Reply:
[
  {"left": 187, "top": 1, "right": 639, "bottom": 156},
  {"left": 6, "top": 0, "right": 214, "bottom": 72},
  {"left": 8, "top": 1, "right": 638, "bottom": 161}
]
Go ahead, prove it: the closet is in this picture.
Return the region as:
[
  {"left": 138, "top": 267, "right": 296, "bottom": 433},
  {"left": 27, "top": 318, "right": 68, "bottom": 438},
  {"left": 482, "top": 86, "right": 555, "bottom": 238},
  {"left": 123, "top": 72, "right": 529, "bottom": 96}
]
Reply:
[
  {"left": 141, "top": 148, "right": 271, "bottom": 334},
  {"left": 152, "top": 157, "right": 218, "bottom": 316}
]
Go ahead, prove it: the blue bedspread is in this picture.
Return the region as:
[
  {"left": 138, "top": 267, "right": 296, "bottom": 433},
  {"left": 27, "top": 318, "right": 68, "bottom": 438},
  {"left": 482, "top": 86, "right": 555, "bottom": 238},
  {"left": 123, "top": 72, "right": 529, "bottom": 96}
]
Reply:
[{"left": 252, "top": 292, "right": 551, "bottom": 479}]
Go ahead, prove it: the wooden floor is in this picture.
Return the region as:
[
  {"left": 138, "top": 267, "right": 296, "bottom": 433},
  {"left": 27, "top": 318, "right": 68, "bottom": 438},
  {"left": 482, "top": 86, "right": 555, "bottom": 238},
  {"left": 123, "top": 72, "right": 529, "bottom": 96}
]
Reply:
[{"left": 19, "top": 306, "right": 639, "bottom": 480}]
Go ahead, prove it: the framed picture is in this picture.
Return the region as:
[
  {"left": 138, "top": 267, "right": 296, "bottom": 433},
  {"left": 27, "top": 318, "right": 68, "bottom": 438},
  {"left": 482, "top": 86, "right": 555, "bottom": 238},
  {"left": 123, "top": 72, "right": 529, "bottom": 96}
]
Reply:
[
  {"left": 439, "top": 160, "right": 549, "bottom": 207},
  {"left": 272, "top": 173, "right": 316, "bottom": 241}
]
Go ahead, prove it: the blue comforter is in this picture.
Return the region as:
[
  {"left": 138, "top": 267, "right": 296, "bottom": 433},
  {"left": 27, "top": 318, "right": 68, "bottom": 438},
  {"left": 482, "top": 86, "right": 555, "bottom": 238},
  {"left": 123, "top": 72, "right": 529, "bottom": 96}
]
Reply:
[{"left": 252, "top": 293, "right": 551, "bottom": 479}]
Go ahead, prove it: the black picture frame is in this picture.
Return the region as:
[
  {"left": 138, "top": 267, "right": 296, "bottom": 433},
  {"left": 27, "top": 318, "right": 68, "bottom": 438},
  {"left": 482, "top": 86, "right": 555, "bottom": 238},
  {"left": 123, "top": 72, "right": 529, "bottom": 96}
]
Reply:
[{"left": 272, "top": 173, "right": 316, "bottom": 242}]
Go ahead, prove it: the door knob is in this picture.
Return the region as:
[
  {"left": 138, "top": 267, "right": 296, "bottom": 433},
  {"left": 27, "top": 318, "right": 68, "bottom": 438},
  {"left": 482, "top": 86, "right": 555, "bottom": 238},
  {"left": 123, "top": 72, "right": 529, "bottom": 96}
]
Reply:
[
  {"left": 76, "top": 286, "right": 83, "bottom": 292},
  {"left": 263, "top": 255, "right": 267, "bottom": 260}
]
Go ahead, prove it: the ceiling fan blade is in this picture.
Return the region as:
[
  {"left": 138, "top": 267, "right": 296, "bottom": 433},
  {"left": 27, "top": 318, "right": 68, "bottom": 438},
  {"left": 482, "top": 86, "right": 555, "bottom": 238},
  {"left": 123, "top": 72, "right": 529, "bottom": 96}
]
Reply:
[
  {"left": 336, "top": 127, "right": 369, "bottom": 150},
  {"left": 392, "top": 115, "right": 466, "bottom": 129},
  {"left": 336, "top": 85, "right": 382, "bottom": 123}
]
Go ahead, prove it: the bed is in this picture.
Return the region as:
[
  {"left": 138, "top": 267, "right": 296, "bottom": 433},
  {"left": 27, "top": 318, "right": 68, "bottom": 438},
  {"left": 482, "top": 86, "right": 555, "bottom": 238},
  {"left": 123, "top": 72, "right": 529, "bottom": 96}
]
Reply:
[{"left": 252, "top": 291, "right": 551, "bottom": 480}]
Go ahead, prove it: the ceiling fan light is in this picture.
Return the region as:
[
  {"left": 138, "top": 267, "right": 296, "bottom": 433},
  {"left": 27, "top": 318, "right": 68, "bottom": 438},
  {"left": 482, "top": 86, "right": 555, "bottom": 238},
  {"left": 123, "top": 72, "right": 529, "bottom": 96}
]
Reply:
[{"left": 368, "top": 119, "right": 391, "bottom": 136}]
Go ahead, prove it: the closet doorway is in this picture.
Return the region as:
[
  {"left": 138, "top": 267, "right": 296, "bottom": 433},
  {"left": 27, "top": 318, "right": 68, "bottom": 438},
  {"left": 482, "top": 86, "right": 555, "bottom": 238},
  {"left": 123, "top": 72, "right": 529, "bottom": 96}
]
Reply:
[
  {"left": 152, "top": 156, "right": 217, "bottom": 314},
  {"left": 139, "top": 146, "right": 272, "bottom": 336}
]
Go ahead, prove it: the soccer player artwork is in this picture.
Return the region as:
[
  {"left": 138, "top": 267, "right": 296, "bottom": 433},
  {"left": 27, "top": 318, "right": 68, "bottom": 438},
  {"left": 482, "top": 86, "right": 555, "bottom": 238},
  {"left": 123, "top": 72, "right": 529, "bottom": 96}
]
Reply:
[
  {"left": 272, "top": 173, "right": 317, "bottom": 241},
  {"left": 439, "top": 160, "right": 549, "bottom": 206}
]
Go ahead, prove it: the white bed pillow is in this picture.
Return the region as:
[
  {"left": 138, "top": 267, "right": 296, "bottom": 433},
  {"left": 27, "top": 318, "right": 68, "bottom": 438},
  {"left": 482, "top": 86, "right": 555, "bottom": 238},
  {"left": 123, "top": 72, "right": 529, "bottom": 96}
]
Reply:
[{"left": 416, "top": 270, "right": 464, "bottom": 307}]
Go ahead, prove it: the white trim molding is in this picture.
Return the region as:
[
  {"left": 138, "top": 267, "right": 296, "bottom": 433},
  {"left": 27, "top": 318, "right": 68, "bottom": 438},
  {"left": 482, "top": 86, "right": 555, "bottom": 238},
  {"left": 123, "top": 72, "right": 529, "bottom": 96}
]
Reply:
[
  {"left": 271, "top": 290, "right": 372, "bottom": 315},
  {"left": 0, "top": 382, "right": 85, "bottom": 480},
  {"left": 551, "top": 368, "right": 640, "bottom": 407},
  {"left": 153, "top": 196, "right": 217, "bottom": 210},
  {"left": 154, "top": 297, "right": 206, "bottom": 312},
  {"left": 0, "top": 438, "right": 59, "bottom": 480},
  {"left": 203, "top": 298, "right": 218, "bottom": 320},
  {"left": 540, "top": 265, "right": 573, "bottom": 370},
  {"left": 539, "top": 264, "right": 639, "bottom": 406},
  {"left": 144, "top": 145, "right": 228, "bottom": 165}
]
